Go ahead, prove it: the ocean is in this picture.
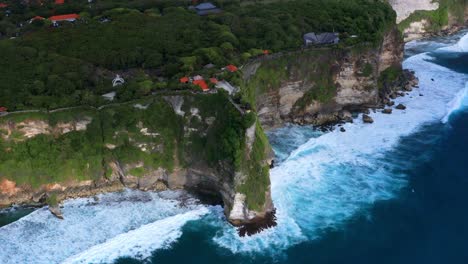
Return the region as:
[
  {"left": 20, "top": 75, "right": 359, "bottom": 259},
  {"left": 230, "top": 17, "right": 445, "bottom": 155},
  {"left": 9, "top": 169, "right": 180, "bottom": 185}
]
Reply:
[{"left": 1, "top": 31, "right": 467, "bottom": 264}]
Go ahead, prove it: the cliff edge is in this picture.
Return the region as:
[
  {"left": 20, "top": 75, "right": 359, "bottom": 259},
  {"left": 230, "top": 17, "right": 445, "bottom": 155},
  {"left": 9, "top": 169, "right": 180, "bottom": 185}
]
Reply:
[
  {"left": 242, "top": 27, "right": 406, "bottom": 129},
  {"left": 0, "top": 92, "right": 274, "bottom": 233},
  {"left": 390, "top": 0, "right": 468, "bottom": 41}
]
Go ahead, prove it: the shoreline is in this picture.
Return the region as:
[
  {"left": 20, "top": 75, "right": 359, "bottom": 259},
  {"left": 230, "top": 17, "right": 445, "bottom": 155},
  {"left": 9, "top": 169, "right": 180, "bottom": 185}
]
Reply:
[{"left": 1, "top": 30, "right": 464, "bottom": 236}]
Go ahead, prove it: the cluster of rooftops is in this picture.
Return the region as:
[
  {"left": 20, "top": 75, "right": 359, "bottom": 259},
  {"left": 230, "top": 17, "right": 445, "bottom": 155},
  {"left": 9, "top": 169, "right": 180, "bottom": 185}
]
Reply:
[
  {"left": 0, "top": 1, "right": 344, "bottom": 110},
  {"left": 179, "top": 64, "right": 238, "bottom": 92}
]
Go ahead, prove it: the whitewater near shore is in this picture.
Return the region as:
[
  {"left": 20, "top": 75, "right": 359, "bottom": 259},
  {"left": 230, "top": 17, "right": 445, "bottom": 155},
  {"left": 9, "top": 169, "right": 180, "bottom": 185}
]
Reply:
[{"left": 0, "top": 32, "right": 467, "bottom": 264}]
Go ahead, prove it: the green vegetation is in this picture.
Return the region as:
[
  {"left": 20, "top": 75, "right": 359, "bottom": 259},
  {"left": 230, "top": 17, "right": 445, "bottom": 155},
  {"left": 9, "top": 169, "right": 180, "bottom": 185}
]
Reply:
[
  {"left": 378, "top": 65, "right": 403, "bottom": 90},
  {"left": 361, "top": 63, "right": 374, "bottom": 77},
  {"left": 398, "top": 0, "right": 466, "bottom": 32},
  {"left": 242, "top": 49, "right": 342, "bottom": 112},
  {"left": 182, "top": 92, "right": 247, "bottom": 169},
  {"left": 0, "top": 0, "right": 395, "bottom": 110},
  {"left": 0, "top": 97, "right": 185, "bottom": 187},
  {"left": 46, "top": 193, "right": 58, "bottom": 207},
  {"left": 0, "top": 0, "right": 400, "bottom": 212},
  {"left": 0, "top": 94, "right": 260, "bottom": 192},
  {"left": 238, "top": 122, "right": 271, "bottom": 211},
  {"left": 294, "top": 84, "right": 337, "bottom": 110},
  {"left": 0, "top": 128, "right": 104, "bottom": 187}
]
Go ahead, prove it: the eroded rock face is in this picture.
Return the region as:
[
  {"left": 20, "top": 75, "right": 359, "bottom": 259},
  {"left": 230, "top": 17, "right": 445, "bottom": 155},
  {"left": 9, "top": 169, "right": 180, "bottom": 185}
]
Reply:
[
  {"left": 403, "top": 19, "right": 432, "bottom": 42},
  {"left": 379, "top": 25, "right": 405, "bottom": 73},
  {"left": 389, "top": 0, "right": 468, "bottom": 41},
  {"left": 0, "top": 117, "right": 92, "bottom": 141},
  {"left": 229, "top": 193, "right": 253, "bottom": 225},
  {"left": 389, "top": 0, "right": 439, "bottom": 23},
  {"left": 248, "top": 27, "right": 404, "bottom": 129},
  {"left": 0, "top": 97, "right": 274, "bottom": 231}
]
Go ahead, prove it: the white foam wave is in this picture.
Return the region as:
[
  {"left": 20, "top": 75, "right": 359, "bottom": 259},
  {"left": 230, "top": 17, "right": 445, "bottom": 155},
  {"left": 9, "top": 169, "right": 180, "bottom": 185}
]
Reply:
[
  {"left": 440, "top": 32, "right": 468, "bottom": 52},
  {"left": 1, "top": 33, "right": 467, "bottom": 261},
  {"left": 213, "top": 34, "right": 468, "bottom": 253},
  {"left": 0, "top": 190, "right": 202, "bottom": 264},
  {"left": 64, "top": 207, "right": 209, "bottom": 264},
  {"left": 443, "top": 82, "right": 468, "bottom": 123}
]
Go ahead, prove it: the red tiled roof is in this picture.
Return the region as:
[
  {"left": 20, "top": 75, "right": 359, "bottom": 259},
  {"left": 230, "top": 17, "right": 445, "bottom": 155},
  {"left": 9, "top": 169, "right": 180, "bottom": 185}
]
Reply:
[
  {"left": 225, "top": 64, "right": 238, "bottom": 72},
  {"left": 209, "top": 78, "right": 218, "bottom": 84},
  {"left": 55, "top": 0, "right": 64, "bottom": 4},
  {"left": 179, "top": 76, "right": 189, "bottom": 83},
  {"left": 0, "top": 3, "right": 8, "bottom": 8},
  {"left": 263, "top": 50, "right": 270, "bottom": 55},
  {"left": 193, "top": 80, "right": 209, "bottom": 91},
  {"left": 0, "top": 107, "right": 8, "bottom": 112},
  {"left": 49, "top": 14, "right": 80, "bottom": 22}
]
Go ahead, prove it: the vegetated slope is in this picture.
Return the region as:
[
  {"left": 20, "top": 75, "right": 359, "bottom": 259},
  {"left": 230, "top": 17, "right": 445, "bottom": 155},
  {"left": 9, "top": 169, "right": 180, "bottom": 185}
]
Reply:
[
  {"left": 0, "top": 92, "right": 273, "bottom": 225},
  {"left": 0, "top": 0, "right": 395, "bottom": 110}
]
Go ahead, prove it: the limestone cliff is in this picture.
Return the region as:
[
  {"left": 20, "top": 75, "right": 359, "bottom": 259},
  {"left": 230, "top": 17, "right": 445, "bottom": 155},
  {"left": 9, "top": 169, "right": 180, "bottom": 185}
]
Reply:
[
  {"left": 389, "top": 0, "right": 468, "bottom": 41},
  {"left": 0, "top": 93, "right": 274, "bottom": 231},
  {"left": 389, "top": 0, "right": 440, "bottom": 23},
  {"left": 243, "top": 27, "right": 405, "bottom": 129}
]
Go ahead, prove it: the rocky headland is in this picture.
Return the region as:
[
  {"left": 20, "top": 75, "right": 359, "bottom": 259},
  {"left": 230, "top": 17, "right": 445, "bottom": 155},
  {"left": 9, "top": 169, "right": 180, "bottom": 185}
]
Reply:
[{"left": 0, "top": 1, "right": 462, "bottom": 236}]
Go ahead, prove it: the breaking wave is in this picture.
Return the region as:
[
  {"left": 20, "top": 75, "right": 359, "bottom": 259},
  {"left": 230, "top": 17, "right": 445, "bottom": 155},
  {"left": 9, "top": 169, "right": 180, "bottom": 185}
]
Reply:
[
  {"left": 0, "top": 190, "right": 205, "bottom": 264},
  {"left": 212, "top": 32, "right": 468, "bottom": 254},
  {"left": 63, "top": 207, "right": 209, "bottom": 263},
  {"left": 443, "top": 83, "right": 468, "bottom": 123},
  {"left": 0, "top": 33, "right": 467, "bottom": 263}
]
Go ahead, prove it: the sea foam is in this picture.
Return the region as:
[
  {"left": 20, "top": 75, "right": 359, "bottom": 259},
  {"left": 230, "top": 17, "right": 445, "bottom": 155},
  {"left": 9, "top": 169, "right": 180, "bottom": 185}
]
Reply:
[
  {"left": 63, "top": 207, "right": 209, "bottom": 264},
  {"left": 0, "top": 190, "right": 203, "bottom": 264},
  {"left": 0, "top": 33, "right": 467, "bottom": 263},
  {"left": 212, "top": 33, "right": 468, "bottom": 254}
]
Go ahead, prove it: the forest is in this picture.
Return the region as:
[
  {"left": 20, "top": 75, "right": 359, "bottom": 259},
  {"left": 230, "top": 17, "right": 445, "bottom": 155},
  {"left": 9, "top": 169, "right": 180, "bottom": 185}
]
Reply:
[{"left": 0, "top": 0, "right": 396, "bottom": 110}]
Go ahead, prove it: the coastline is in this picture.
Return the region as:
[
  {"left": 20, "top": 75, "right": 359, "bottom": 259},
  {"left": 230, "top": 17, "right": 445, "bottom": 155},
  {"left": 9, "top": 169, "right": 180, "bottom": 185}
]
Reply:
[
  {"left": 0, "top": 28, "right": 463, "bottom": 234},
  {"left": 1, "top": 30, "right": 467, "bottom": 264}
]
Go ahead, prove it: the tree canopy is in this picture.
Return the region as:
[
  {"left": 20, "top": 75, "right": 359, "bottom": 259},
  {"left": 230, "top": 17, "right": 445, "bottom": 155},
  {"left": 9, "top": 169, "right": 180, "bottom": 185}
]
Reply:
[{"left": 0, "top": 0, "right": 396, "bottom": 110}]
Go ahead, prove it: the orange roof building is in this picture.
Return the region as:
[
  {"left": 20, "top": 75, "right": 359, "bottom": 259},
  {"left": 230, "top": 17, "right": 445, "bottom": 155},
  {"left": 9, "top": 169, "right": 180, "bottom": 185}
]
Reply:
[
  {"left": 0, "top": 3, "right": 8, "bottom": 8},
  {"left": 0, "top": 107, "right": 8, "bottom": 112},
  {"left": 49, "top": 14, "right": 80, "bottom": 22},
  {"left": 193, "top": 80, "right": 209, "bottom": 91},
  {"left": 179, "top": 76, "right": 190, "bottom": 83},
  {"left": 209, "top": 78, "right": 218, "bottom": 84},
  {"left": 55, "top": 0, "right": 65, "bottom": 4},
  {"left": 225, "top": 64, "right": 238, "bottom": 72}
]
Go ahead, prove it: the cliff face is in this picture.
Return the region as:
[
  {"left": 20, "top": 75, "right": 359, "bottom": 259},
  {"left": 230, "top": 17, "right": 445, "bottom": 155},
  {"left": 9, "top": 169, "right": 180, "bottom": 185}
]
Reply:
[
  {"left": 0, "top": 93, "right": 273, "bottom": 229},
  {"left": 244, "top": 27, "right": 404, "bottom": 129},
  {"left": 390, "top": 0, "right": 468, "bottom": 41},
  {"left": 389, "top": 0, "right": 439, "bottom": 23}
]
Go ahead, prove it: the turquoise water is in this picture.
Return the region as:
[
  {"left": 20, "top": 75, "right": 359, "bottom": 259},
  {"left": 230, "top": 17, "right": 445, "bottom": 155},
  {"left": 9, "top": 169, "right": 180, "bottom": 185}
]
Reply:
[
  {"left": 0, "top": 207, "right": 35, "bottom": 228},
  {"left": 0, "top": 32, "right": 467, "bottom": 264}
]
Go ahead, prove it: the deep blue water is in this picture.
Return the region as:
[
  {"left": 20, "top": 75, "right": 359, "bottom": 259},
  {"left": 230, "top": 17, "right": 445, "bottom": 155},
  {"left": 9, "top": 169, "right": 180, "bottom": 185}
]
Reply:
[
  {"left": 118, "top": 109, "right": 468, "bottom": 264},
  {"left": 116, "top": 31, "right": 468, "bottom": 264},
  {"left": 0, "top": 32, "right": 467, "bottom": 264}
]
